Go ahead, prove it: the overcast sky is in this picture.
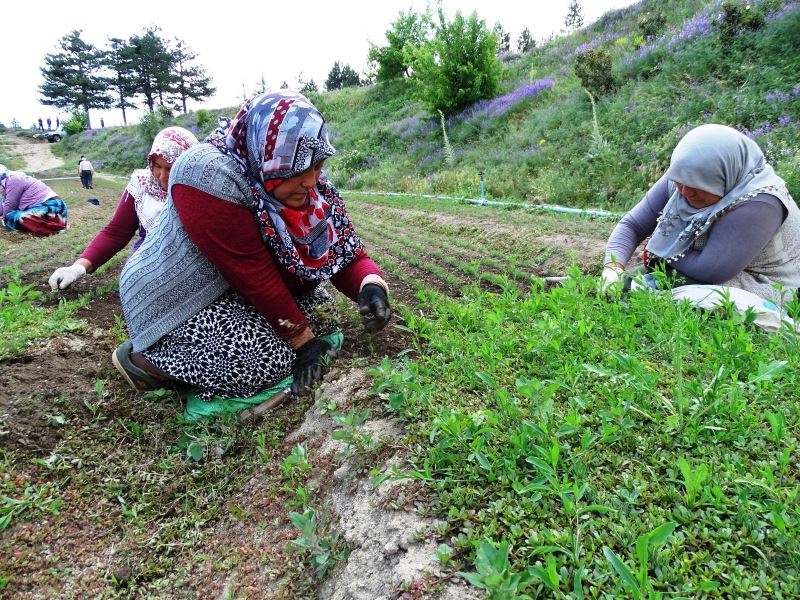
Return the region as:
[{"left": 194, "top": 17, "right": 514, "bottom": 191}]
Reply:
[{"left": 2, "top": 0, "right": 636, "bottom": 129}]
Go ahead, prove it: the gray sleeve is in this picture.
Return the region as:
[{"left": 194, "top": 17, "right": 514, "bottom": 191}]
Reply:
[
  {"left": 604, "top": 176, "right": 669, "bottom": 266},
  {"left": 670, "top": 194, "right": 786, "bottom": 283}
]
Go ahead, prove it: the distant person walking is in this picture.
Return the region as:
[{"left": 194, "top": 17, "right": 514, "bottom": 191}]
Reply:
[
  {"left": 37, "top": 118, "right": 44, "bottom": 130},
  {"left": 56, "top": 117, "right": 60, "bottom": 128},
  {"left": 46, "top": 117, "right": 52, "bottom": 130},
  {"left": 79, "top": 156, "right": 94, "bottom": 189},
  {"left": 100, "top": 117, "right": 105, "bottom": 128}
]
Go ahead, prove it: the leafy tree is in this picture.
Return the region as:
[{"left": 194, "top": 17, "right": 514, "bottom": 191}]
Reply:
[
  {"left": 171, "top": 39, "right": 216, "bottom": 114},
  {"left": 368, "top": 9, "right": 432, "bottom": 82},
  {"left": 325, "top": 61, "right": 362, "bottom": 90},
  {"left": 104, "top": 37, "right": 138, "bottom": 125},
  {"left": 39, "top": 30, "right": 111, "bottom": 128},
  {"left": 564, "top": 1, "right": 585, "bottom": 32},
  {"left": 410, "top": 9, "right": 502, "bottom": 115},
  {"left": 493, "top": 22, "right": 511, "bottom": 54},
  {"left": 517, "top": 27, "right": 535, "bottom": 53}
]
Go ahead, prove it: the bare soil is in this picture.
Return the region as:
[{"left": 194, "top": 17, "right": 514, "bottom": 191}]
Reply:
[{"left": 0, "top": 133, "right": 65, "bottom": 172}]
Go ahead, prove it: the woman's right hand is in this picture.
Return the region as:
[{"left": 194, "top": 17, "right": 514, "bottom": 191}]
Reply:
[
  {"left": 600, "top": 264, "right": 624, "bottom": 292},
  {"left": 290, "top": 337, "right": 337, "bottom": 395},
  {"left": 49, "top": 263, "right": 87, "bottom": 290}
]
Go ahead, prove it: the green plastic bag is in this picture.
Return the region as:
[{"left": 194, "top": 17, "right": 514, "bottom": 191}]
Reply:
[{"left": 182, "top": 330, "right": 344, "bottom": 421}]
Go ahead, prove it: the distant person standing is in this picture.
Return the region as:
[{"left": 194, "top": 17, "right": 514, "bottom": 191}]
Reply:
[
  {"left": 56, "top": 117, "right": 60, "bottom": 128},
  {"left": 79, "top": 156, "right": 94, "bottom": 189},
  {"left": 100, "top": 117, "right": 105, "bottom": 128},
  {"left": 37, "top": 117, "right": 44, "bottom": 130},
  {"left": 47, "top": 117, "right": 52, "bottom": 130}
]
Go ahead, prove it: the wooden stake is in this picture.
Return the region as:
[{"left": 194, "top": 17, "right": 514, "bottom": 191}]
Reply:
[{"left": 238, "top": 388, "right": 292, "bottom": 423}]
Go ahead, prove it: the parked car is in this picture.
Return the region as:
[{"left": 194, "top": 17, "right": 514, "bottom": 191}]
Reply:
[{"left": 34, "top": 126, "right": 66, "bottom": 143}]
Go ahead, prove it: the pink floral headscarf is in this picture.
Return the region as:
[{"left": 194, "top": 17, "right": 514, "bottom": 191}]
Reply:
[{"left": 126, "top": 126, "right": 198, "bottom": 234}]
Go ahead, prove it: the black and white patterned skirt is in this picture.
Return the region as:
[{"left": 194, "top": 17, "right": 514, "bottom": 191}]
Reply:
[{"left": 142, "top": 285, "right": 339, "bottom": 400}]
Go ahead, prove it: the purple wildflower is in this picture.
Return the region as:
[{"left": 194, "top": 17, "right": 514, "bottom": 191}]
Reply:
[
  {"left": 627, "top": 8, "right": 713, "bottom": 65},
  {"left": 766, "top": 1, "right": 798, "bottom": 20},
  {"left": 455, "top": 79, "right": 555, "bottom": 121}
]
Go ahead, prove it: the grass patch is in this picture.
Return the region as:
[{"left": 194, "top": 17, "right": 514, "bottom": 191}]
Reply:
[{"left": 370, "top": 275, "right": 800, "bottom": 597}]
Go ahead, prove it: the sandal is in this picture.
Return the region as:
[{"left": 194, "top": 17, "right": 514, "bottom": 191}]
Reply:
[{"left": 112, "top": 341, "right": 161, "bottom": 392}]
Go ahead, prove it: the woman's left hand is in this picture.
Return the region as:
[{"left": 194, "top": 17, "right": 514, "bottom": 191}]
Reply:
[{"left": 358, "top": 284, "right": 392, "bottom": 333}]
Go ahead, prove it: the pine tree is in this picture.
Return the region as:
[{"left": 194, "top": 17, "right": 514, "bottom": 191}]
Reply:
[
  {"left": 517, "top": 27, "right": 535, "bottom": 53},
  {"left": 493, "top": 22, "right": 511, "bottom": 54},
  {"left": 127, "top": 28, "right": 172, "bottom": 112},
  {"left": 171, "top": 39, "right": 215, "bottom": 114},
  {"left": 564, "top": 1, "right": 585, "bottom": 32},
  {"left": 325, "top": 61, "right": 362, "bottom": 91},
  {"left": 299, "top": 78, "right": 318, "bottom": 94},
  {"left": 104, "top": 37, "right": 138, "bottom": 125},
  {"left": 39, "top": 30, "right": 111, "bottom": 128}
]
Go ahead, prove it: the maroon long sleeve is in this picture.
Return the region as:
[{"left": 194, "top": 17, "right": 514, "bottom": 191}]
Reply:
[
  {"left": 171, "top": 185, "right": 381, "bottom": 342},
  {"left": 80, "top": 190, "right": 140, "bottom": 270}
]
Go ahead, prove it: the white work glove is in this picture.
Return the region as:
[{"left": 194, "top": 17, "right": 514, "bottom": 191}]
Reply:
[
  {"left": 600, "top": 265, "right": 623, "bottom": 292},
  {"left": 49, "top": 264, "right": 87, "bottom": 291}
]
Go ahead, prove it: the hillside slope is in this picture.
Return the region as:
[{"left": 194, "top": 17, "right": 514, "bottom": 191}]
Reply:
[{"left": 61, "top": 0, "right": 799, "bottom": 211}]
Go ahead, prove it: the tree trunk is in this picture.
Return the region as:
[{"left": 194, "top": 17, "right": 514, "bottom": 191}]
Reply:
[{"left": 118, "top": 90, "right": 128, "bottom": 126}]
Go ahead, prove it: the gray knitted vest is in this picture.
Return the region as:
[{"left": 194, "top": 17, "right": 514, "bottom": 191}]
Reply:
[
  {"left": 694, "top": 188, "right": 800, "bottom": 304},
  {"left": 119, "top": 144, "right": 255, "bottom": 351}
]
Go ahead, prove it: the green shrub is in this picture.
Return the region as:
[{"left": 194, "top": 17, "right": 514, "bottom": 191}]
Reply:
[
  {"left": 195, "top": 109, "right": 212, "bottom": 130},
  {"left": 715, "top": 0, "right": 766, "bottom": 41},
  {"left": 637, "top": 10, "right": 667, "bottom": 41},
  {"left": 574, "top": 48, "right": 616, "bottom": 97},
  {"left": 411, "top": 9, "right": 502, "bottom": 115},
  {"left": 139, "top": 106, "right": 175, "bottom": 147},
  {"left": 63, "top": 110, "right": 88, "bottom": 135}
]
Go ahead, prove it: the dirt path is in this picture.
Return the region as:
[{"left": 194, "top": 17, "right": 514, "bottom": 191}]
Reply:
[{"left": 0, "top": 133, "right": 65, "bottom": 173}]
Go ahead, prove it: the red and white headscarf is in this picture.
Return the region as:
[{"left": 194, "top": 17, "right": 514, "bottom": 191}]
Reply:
[
  {"left": 207, "top": 91, "right": 365, "bottom": 281},
  {"left": 125, "top": 126, "right": 198, "bottom": 233}
]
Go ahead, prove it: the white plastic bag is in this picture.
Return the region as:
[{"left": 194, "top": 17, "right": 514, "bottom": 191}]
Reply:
[{"left": 671, "top": 285, "right": 799, "bottom": 333}]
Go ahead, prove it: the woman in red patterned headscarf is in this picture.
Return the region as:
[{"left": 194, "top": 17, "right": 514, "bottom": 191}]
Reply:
[{"left": 115, "top": 91, "right": 392, "bottom": 404}]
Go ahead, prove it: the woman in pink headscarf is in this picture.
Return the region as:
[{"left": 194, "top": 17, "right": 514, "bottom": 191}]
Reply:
[
  {"left": 49, "top": 126, "right": 198, "bottom": 290},
  {"left": 0, "top": 168, "right": 67, "bottom": 236}
]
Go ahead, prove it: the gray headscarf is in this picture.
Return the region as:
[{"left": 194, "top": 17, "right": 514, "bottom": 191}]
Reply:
[{"left": 646, "top": 124, "right": 791, "bottom": 260}]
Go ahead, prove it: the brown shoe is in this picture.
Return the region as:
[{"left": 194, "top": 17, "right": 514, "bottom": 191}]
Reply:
[{"left": 112, "top": 341, "right": 160, "bottom": 392}]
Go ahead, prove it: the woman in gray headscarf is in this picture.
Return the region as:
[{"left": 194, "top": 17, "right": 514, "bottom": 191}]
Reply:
[{"left": 601, "top": 124, "right": 800, "bottom": 304}]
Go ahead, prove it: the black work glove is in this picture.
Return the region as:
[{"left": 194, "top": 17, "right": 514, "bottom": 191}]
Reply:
[
  {"left": 358, "top": 283, "right": 392, "bottom": 333},
  {"left": 290, "top": 337, "right": 336, "bottom": 395}
]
